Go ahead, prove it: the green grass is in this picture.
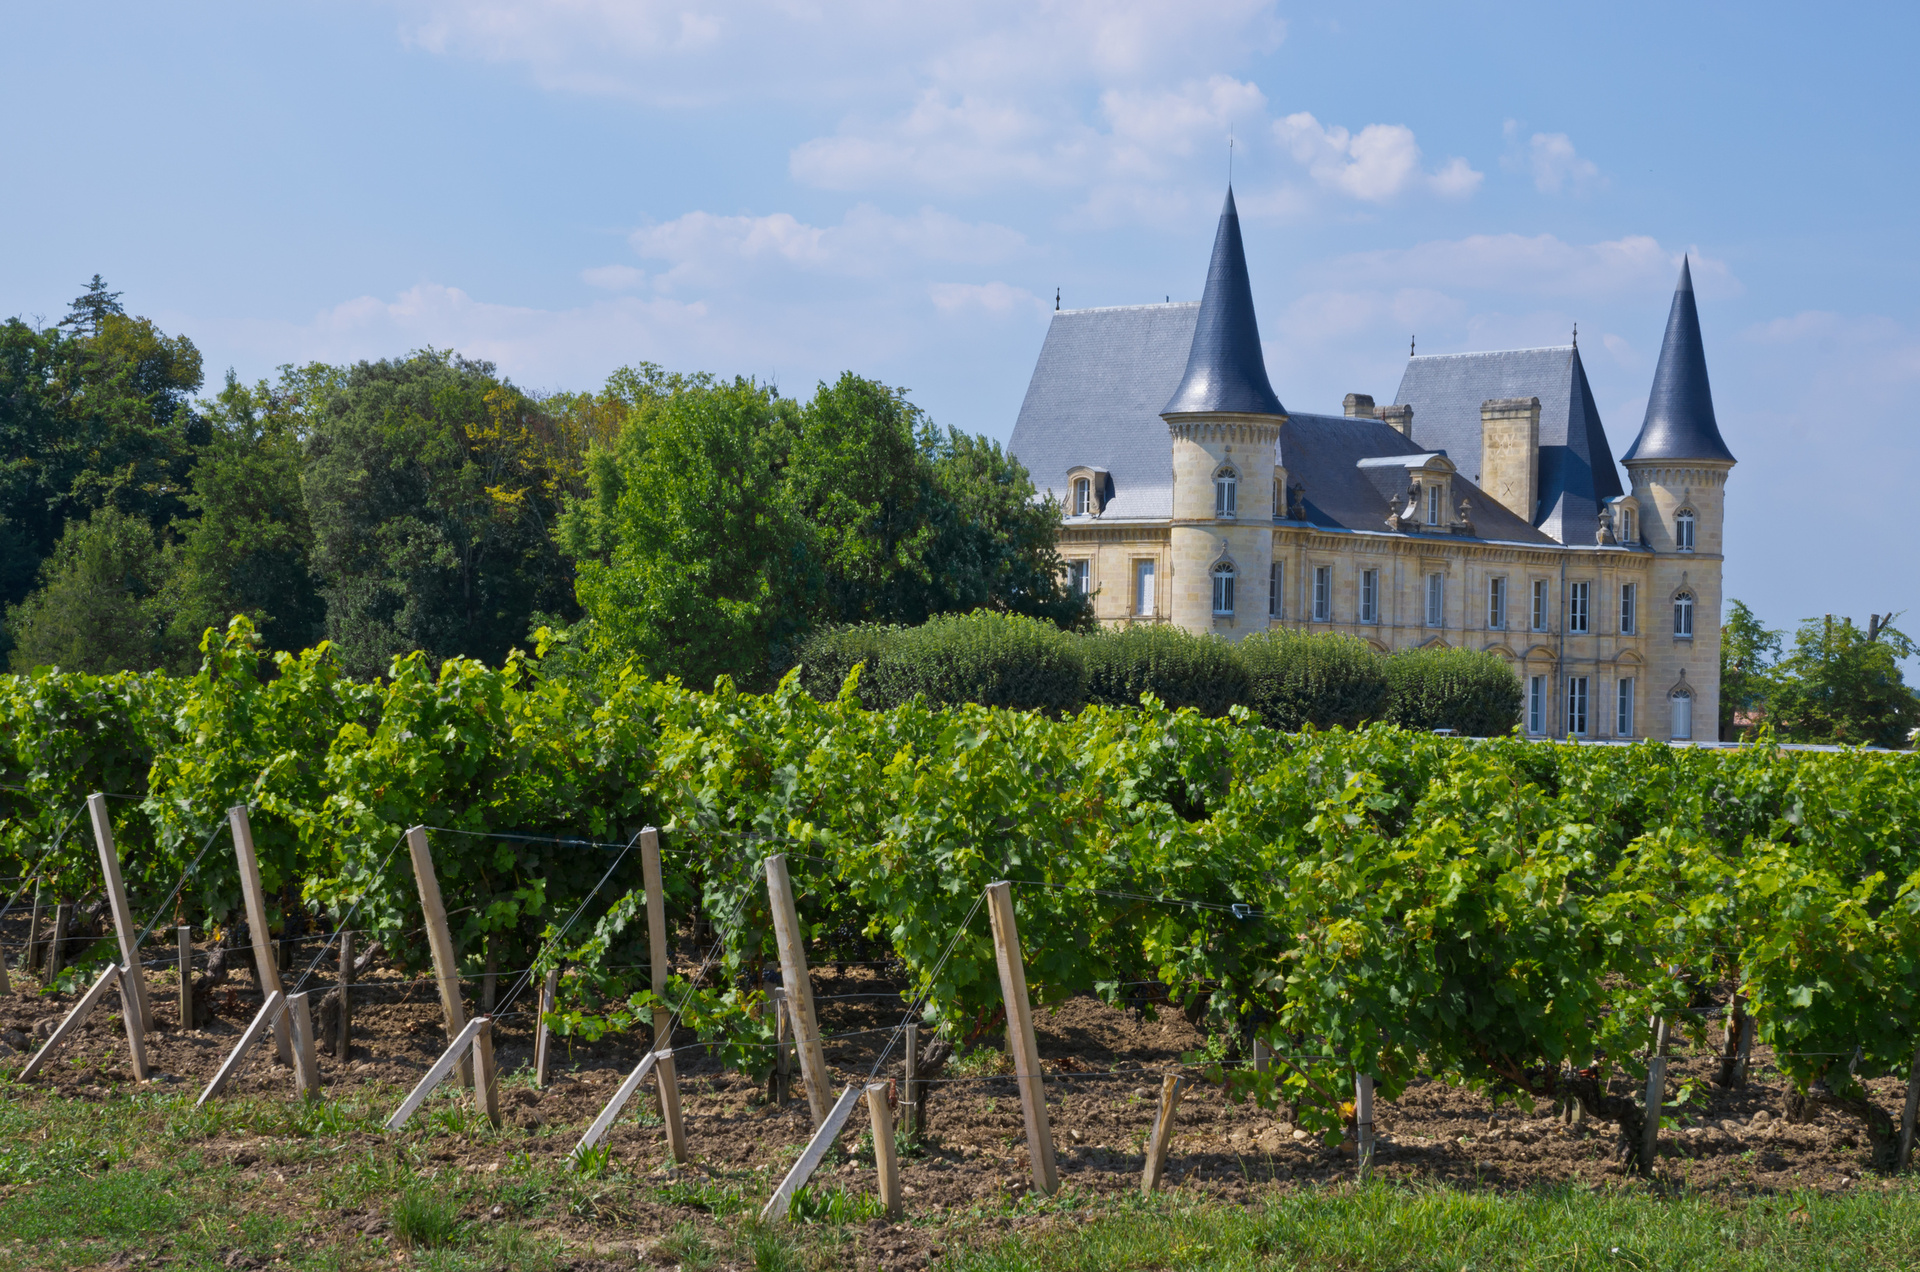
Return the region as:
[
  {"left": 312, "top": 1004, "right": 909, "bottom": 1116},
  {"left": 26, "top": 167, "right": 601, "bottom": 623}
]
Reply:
[{"left": 949, "top": 1182, "right": 1920, "bottom": 1271}]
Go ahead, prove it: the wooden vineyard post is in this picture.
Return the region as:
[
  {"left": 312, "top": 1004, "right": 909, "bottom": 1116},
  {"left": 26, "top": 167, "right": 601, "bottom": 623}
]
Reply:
[
  {"left": 760, "top": 1084, "right": 863, "bottom": 1224},
  {"left": 1641, "top": 1016, "right": 1669, "bottom": 1174},
  {"left": 230, "top": 806, "right": 294, "bottom": 1066},
  {"left": 20, "top": 964, "right": 123, "bottom": 1080},
  {"left": 336, "top": 930, "right": 353, "bottom": 1058},
  {"left": 406, "top": 826, "right": 472, "bottom": 1088},
  {"left": 903, "top": 1021, "right": 920, "bottom": 1141},
  {"left": 287, "top": 991, "right": 322, "bottom": 1099},
  {"left": 1354, "top": 1073, "right": 1376, "bottom": 1181},
  {"left": 1733, "top": 1014, "right": 1755, "bottom": 1087},
  {"left": 47, "top": 902, "right": 70, "bottom": 978},
  {"left": 177, "top": 926, "right": 193, "bottom": 1027},
  {"left": 766, "top": 853, "right": 834, "bottom": 1127},
  {"left": 1898, "top": 1042, "right": 1920, "bottom": 1171},
  {"left": 88, "top": 793, "right": 153, "bottom": 1030},
  {"left": 26, "top": 881, "right": 43, "bottom": 973},
  {"left": 386, "top": 1018, "right": 487, "bottom": 1129},
  {"left": 573, "top": 1050, "right": 664, "bottom": 1156},
  {"left": 640, "top": 828, "right": 687, "bottom": 1163},
  {"left": 534, "top": 966, "right": 559, "bottom": 1088},
  {"left": 769, "top": 987, "right": 793, "bottom": 1107},
  {"left": 199, "top": 992, "right": 286, "bottom": 1103},
  {"left": 473, "top": 1017, "right": 502, "bottom": 1128},
  {"left": 0, "top": 939, "right": 10, "bottom": 994},
  {"left": 867, "top": 1082, "right": 902, "bottom": 1218},
  {"left": 1141, "top": 1073, "right": 1186, "bottom": 1194},
  {"left": 985, "top": 881, "right": 1059, "bottom": 1197}
]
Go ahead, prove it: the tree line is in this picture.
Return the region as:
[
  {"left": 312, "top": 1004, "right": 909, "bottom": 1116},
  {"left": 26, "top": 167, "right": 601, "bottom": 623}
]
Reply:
[
  {"left": 1, "top": 278, "right": 1085, "bottom": 683},
  {"left": 1720, "top": 601, "right": 1919, "bottom": 748}
]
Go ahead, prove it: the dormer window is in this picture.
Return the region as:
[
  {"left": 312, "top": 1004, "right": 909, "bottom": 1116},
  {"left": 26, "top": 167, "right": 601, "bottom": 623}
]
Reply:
[
  {"left": 1073, "top": 477, "right": 1091, "bottom": 517},
  {"left": 1214, "top": 467, "right": 1237, "bottom": 518},
  {"left": 1211, "top": 562, "right": 1235, "bottom": 615},
  {"left": 1426, "top": 484, "right": 1441, "bottom": 525},
  {"left": 1675, "top": 509, "right": 1695, "bottom": 550},
  {"left": 1621, "top": 508, "right": 1636, "bottom": 542}
]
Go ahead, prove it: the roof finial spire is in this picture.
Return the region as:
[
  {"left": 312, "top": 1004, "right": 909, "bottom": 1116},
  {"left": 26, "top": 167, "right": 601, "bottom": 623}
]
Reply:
[
  {"left": 1410, "top": 333, "right": 1416, "bottom": 357},
  {"left": 1055, "top": 287, "right": 1060, "bottom": 312},
  {"left": 1572, "top": 321, "right": 1577, "bottom": 348}
]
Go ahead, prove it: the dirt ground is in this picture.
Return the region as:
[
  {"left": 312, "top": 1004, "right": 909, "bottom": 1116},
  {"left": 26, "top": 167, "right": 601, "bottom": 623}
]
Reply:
[{"left": 1, "top": 942, "right": 1907, "bottom": 1271}]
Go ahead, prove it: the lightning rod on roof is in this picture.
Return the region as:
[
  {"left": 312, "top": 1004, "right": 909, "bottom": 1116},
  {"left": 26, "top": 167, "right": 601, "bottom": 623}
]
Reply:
[
  {"left": 1410, "top": 334, "right": 1415, "bottom": 357},
  {"left": 1572, "top": 321, "right": 1578, "bottom": 348},
  {"left": 1055, "top": 287, "right": 1060, "bottom": 311}
]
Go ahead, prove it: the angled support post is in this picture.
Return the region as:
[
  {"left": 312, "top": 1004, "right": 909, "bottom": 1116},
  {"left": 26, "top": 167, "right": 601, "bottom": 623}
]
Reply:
[
  {"left": 986, "top": 881, "right": 1059, "bottom": 1196},
  {"left": 760, "top": 1084, "right": 862, "bottom": 1223},
  {"left": 88, "top": 793, "right": 152, "bottom": 1030},
  {"left": 198, "top": 990, "right": 287, "bottom": 1104},
  {"left": 20, "top": 963, "right": 122, "bottom": 1080},
  {"left": 766, "top": 853, "right": 833, "bottom": 1127},
  {"left": 407, "top": 826, "right": 471, "bottom": 1088},
  {"left": 573, "top": 1049, "right": 664, "bottom": 1157},
  {"left": 640, "top": 827, "right": 687, "bottom": 1162},
  {"left": 230, "top": 806, "right": 294, "bottom": 1065},
  {"left": 386, "top": 1016, "right": 488, "bottom": 1129}
]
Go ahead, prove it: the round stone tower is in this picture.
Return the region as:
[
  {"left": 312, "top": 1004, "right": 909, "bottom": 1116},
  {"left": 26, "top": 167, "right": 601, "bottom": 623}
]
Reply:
[{"left": 1161, "top": 188, "right": 1286, "bottom": 638}]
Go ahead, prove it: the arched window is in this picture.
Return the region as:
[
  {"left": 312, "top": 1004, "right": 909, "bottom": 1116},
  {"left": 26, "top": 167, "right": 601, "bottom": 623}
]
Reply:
[
  {"left": 1073, "top": 477, "right": 1091, "bottom": 517},
  {"left": 1673, "top": 591, "right": 1694, "bottom": 638},
  {"left": 1214, "top": 467, "right": 1237, "bottom": 518},
  {"left": 1211, "top": 562, "right": 1235, "bottom": 615},
  {"left": 1674, "top": 509, "right": 1695, "bottom": 550},
  {"left": 1670, "top": 689, "right": 1693, "bottom": 741}
]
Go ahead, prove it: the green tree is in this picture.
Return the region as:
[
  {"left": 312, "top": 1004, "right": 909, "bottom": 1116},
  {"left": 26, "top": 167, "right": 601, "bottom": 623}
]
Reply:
[
  {"left": 1720, "top": 598, "right": 1783, "bottom": 741},
  {"left": 302, "top": 350, "right": 579, "bottom": 678},
  {"left": 3, "top": 506, "right": 178, "bottom": 671},
  {"left": 1768, "top": 613, "right": 1919, "bottom": 749},
  {"left": 921, "top": 430, "right": 1087, "bottom": 629}
]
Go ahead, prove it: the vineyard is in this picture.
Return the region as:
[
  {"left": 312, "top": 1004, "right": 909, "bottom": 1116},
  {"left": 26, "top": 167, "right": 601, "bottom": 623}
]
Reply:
[{"left": 4, "top": 616, "right": 1920, "bottom": 1261}]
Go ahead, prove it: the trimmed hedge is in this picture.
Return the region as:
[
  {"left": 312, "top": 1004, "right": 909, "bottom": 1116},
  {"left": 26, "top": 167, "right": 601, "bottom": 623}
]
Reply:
[
  {"left": 1082, "top": 624, "right": 1249, "bottom": 717},
  {"left": 793, "top": 624, "right": 904, "bottom": 707},
  {"left": 1384, "top": 644, "right": 1525, "bottom": 736},
  {"left": 1237, "top": 628, "right": 1391, "bottom": 732},
  {"left": 795, "top": 612, "right": 1086, "bottom": 713}
]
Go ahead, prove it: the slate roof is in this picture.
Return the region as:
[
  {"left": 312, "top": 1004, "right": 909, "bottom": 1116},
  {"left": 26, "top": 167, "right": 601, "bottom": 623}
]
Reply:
[
  {"left": 1624, "top": 259, "right": 1736, "bottom": 464},
  {"left": 1162, "top": 187, "right": 1286, "bottom": 418},
  {"left": 1391, "top": 345, "right": 1623, "bottom": 544},
  {"left": 1009, "top": 302, "right": 1199, "bottom": 520}
]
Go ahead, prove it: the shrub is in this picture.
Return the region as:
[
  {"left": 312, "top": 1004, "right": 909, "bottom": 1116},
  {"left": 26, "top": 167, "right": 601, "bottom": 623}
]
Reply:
[
  {"left": 790, "top": 623, "right": 905, "bottom": 708},
  {"left": 1082, "top": 624, "right": 1249, "bottom": 716},
  {"left": 1236, "top": 628, "right": 1389, "bottom": 731},
  {"left": 1383, "top": 644, "right": 1523, "bottom": 736},
  {"left": 869, "top": 610, "right": 1086, "bottom": 713}
]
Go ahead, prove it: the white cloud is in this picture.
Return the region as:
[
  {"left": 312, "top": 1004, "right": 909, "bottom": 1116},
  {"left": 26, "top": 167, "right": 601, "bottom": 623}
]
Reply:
[
  {"left": 1328, "top": 233, "right": 1734, "bottom": 299},
  {"left": 1273, "top": 113, "right": 1482, "bottom": 202},
  {"left": 928, "top": 281, "right": 1046, "bottom": 317},
  {"left": 580, "top": 264, "right": 646, "bottom": 291},
  {"left": 1502, "top": 123, "right": 1603, "bottom": 194}
]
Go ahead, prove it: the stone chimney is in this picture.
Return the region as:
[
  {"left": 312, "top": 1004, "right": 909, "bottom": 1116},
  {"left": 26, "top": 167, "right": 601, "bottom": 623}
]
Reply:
[
  {"left": 1379, "top": 404, "right": 1413, "bottom": 436},
  {"left": 1480, "top": 397, "right": 1540, "bottom": 523},
  {"left": 1342, "top": 393, "right": 1377, "bottom": 418}
]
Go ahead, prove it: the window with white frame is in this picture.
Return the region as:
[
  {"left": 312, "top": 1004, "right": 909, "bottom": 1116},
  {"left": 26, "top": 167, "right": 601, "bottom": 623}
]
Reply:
[
  {"left": 1074, "top": 478, "right": 1092, "bottom": 516},
  {"left": 1272, "top": 479, "right": 1282, "bottom": 519},
  {"left": 1675, "top": 509, "right": 1695, "bottom": 550},
  {"left": 1620, "top": 583, "right": 1637, "bottom": 634},
  {"left": 1066, "top": 559, "right": 1090, "bottom": 594},
  {"left": 1214, "top": 468, "right": 1237, "bottom": 518},
  {"left": 1528, "top": 675, "right": 1546, "bottom": 734},
  {"left": 1674, "top": 591, "right": 1694, "bottom": 638},
  {"left": 1568, "top": 581, "right": 1590, "bottom": 634},
  {"left": 1426, "top": 484, "right": 1441, "bottom": 525},
  {"left": 1621, "top": 508, "right": 1636, "bottom": 541},
  {"left": 1617, "top": 677, "right": 1635, "bottom": 736},
  {"left": 1312, "top": 566, "right": 1332, "bottom": 621},
  {"left": 1566, "top": 676, "right": 1589, "bottom": 735},
  {"left": 1488, "top": 577, "right": 1507, "bottom": 630},
  {"left": 1211, "top": 562, "right": 1235, "bottom": 615},
  {"left": 1360, "top": 569, "right": 1379, "bottom": 624},
  {"left": 1671, "top": 689, "right": 1693, "bottom": 740},
  {"left": 1269, "top": 561, "right": 1282, "bottom": 618},
  {"left": 1531, "top": 579, "right": 1550, "bottom": 631},
  {"left": 1134, "top": 559, "right": 1155, "bottom": 616},
  {"left": 1425, "top": 573, "right": 1444, "bottom": 626}
]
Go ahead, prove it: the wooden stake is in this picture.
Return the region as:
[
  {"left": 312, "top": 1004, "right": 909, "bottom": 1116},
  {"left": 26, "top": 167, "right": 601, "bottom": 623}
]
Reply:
[
  {"left": 1252, "top": 1037, "right": 1272, "bottom": 1074},
  {"left": 0, "top": 939, "right": 10, "bottom": 994},
  {"left": 386, "top": 1017, "right": 487, "bottom": 1129},
  {"left": 534, "top": 966, "right": 558, "bottom": 1088},
  {"left": 573, "top": 1050, "right": 663, "bottom": 1156},
  {"left": 760, "top": 1084, "right": 862, "bottom": 1223},
  {"left": 88, "top": 792, "right": 153, "bottom": 1031},
  {"left": 1733, "top": 1014, "right": 1755, "bottom": 1087},
  {"left": 176, "top": 926, "right": 193, "bottom": 1028},
  {"left": 1141, "top": 1073, "right": 1186, "bottom": 1194},
  {"left": 1641, "top": 1017, "right": 1669, "bottom": 1174},
  {"left": 473, "top": 1017, "right": 502, "bottom": 1128},
  {"left": 985, "top": 881, "right": 1059, "bottom": 1196},
  {"left": 1354, "top": 1073, "right": 1376, "bottom": 1180},
  {"left": 26, "top": 881, "right": 43, "bottom": 973},
  {"left": 20, "top": 963, "right": 122, "bottom": 1080},
  {"left": 640, "top": 828, "right": 687, "bottom": 1161},
  {"left": 766, "top": 854, "right": 833, "bottom": 1127},
  {"left": 47, "top": 902, "right": 69, "bottom": 978},
  {"left": 406, "top": 826, "right": 472, "bottom": 1088},
  {"left": 867, "top": 1081, "right": 902, "bottom": 1217},
  {"left": 1897, "top": 1041, "right": 1920, "bottom": 1172},
  {"left": 230, "top": 806, "right": 293, "bottom": 1066},
  {"left": 770, "top": 986, "right": 793, "bottom": 1106},
  {"left": 336, "top": 930, "right": 353, "bottom": 1058},
  {"left": 288, "top": 991, "right": 322, "bottom": 1099},
  {"left": 199, "top": 991, "right": 286, "bottom": 1104},
  {"left": 903, "top": 1021, "right": 920, "bottom": 1141}
]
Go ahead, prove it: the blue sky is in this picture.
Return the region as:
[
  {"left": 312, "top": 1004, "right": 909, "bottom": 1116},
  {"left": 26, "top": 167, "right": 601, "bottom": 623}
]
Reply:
[{"left": 5, "top": 1, "right": 1916, "bottom": 646}]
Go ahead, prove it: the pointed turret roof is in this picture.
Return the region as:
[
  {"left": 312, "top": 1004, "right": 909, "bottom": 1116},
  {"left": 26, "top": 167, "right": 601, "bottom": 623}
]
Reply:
[
  {"left": 1623, "top": 258, "right": 1736, "bottom": 463},
  {"left": 1161, "top": 188, "right": 1285, "bottom": 417}
]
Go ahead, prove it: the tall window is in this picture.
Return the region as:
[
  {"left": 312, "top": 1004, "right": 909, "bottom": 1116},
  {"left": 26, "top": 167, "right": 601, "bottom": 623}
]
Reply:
[
  {"left": 1531, "top": 580, "right": 1550, "bottom": 631},
  {"left": 1272, "top": 479, "right": 1282, "bottom": 519},
  {"left": 1067, "top": 560, "right": 1090, "bottom": 594},
  {"left": 1488, "top": 577, "right": 1507, "bottom": 630},
  {"left": 1671, "top": 690, "right": 1693, "bottom": 740},
  {"left": 1134, "top": 560, "right": 1156, "bottom": 616},
  {"left": 1312, "top": 566, "right": 1332, "bottom": 621},
  {"left": 1617, "top": 677, "right": 1635, "bottom": 736},
  {"left": 1528, "top": 675, "right": 1546, "bottom": 734},
  {"left": 1211, "top": 562, "right": 1235, "bottom": 615},
  {"left": 1568, "top": 581, "right": 1590, "bottom": 634},
  {"left": 1269, "top": 561, "right": 1282, "bottom": 618},
  {"left": 1360, "top": 569, "right": 1379, "bottom": 624},
  {"left": 1426, "top": 485, "right": 1441, "bottom": 525},
  {"left": 1214, "top": 468, "right": 1237, "bottom": 518},
  {"left": 1674, "top": 591, "right": 1694, "bottom": 638},
  {"left": 1566, "top": 676, "right": 1588, "bottom": 735},
  {"left": 1072, "top": 477, "right": 1091, "bottom": 516},
  {"left": 1425, "top": 573, "right": 1444, "bottom": 627},
  {"left": 1621, "top": 508, "right": 1636, "bottom": 542},
  {"left": 1675, "top": 510, "right": 1695, "bottom": 550},
  {"left": 1620, "top": 583, "right": 1637, "bottom": 634}
]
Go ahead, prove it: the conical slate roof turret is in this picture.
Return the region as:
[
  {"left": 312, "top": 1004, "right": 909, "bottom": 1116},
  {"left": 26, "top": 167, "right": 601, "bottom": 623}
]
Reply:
[
  {"left": 1623, "top": 258, "right": 1735, "bottom": 463},
  {"left": 1162, "top": 188, "right": 1285, "bottom": 418}
]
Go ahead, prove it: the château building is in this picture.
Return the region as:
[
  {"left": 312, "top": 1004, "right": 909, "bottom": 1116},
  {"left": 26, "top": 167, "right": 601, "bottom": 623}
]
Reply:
[{"left": 1008, "top": 189, "right": 1734, "bottom": 742}]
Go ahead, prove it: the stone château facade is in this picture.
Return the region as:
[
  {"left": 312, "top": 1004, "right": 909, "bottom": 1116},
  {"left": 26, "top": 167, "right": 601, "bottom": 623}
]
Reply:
[{"left": 1008, "top": 189, "right": 1735, "bottom": 742}]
